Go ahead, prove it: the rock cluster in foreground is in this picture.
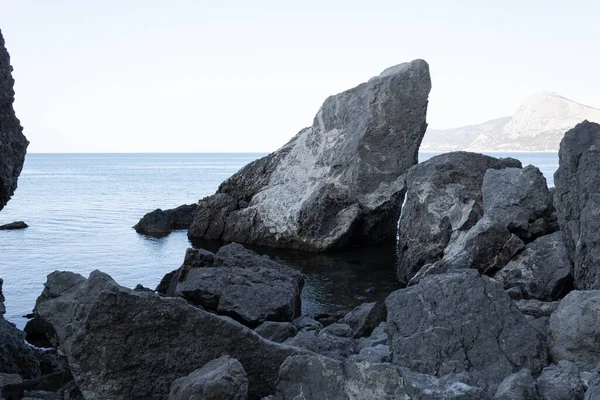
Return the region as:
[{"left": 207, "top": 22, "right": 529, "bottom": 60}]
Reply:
[{"left": 0, "top": 29, "right": 28, "bottom": 212}]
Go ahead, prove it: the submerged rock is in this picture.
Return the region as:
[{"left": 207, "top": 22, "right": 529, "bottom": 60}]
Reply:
[
  {"left": 0, "top": 29, "right": 29, "bottom": 212},
  {"left": 397, "top": 152, "right": 521, "bottom": 283},
  {"left": 386, "top": 270, "right": 548, "bottom": 392},
  {"left": 0, "top": 221, "right": 28, "bottom": 230},
  {"left": 34, "top": 270, "right": 300, "bottom": 399},
  {"left": 554, "top": 120, "right": 600, "bottom": 289},
  {"left": 134, "top": 204, "right": 196, "bottom": 236},
  {"left": 188, "top": 60, "right": 432, "bottom": 251}
]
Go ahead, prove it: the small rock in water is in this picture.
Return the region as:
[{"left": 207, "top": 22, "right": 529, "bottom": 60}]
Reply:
[{"left": 0, "top": 221, "right": 28, "bottom": 230}]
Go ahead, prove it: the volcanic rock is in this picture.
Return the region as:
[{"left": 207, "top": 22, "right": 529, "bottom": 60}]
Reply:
[
  {"left": 188, "top": 60, "right": 431, "bottom": 251},
  {"left": 0, "top": 221, "right": 27, "bottom": 230},
  {"left": 134, "top": 204, "right": 196, "bottom": 236}
]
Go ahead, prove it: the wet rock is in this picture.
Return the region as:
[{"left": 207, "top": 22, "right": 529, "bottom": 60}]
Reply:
[
  {"left": 554, "top": 120, "right": 600, "bottom": 289},
  {"left": 254, "top": 322, "right": 297, "bottom": 343},
  {"left": 386, "top": 269, "right": 548, "bottom": 391},
  {"left": 134, "top": 204, "right": 197, "bottom": 236},
  {"left": 35, "top": 270, "right": 300, "bottom": 399},
  {"left": 493, "top": 369, "right": 537, "bottom": 400},
  {"left": 494, "top": 232, "right": 572, "bottom": 301},
  {"left": 0, "top": 221, "right": 28, "bottom": 230},
  {"left": 397, "top": 152, "right": 521, "bottom": 283},
  {"left": 537, "top": 360, "right": 584, "bottom": 400},
  {"left": 340, "top": 302, "right": 386, "bottom": 339},
  {"left": 168, "top": 356, "right": 248, "bottom": 400},
  {"left": 0, "top": 29, "right": 29, "bottom": 212},
  {"left": 171, "top": 244, "right": 304, "bottom": 327},
  {"left": 549, "top": 289, "right": 600, "bottom": 369},
  {"left": 188, "top": 60, "right": 431, "bottom": 251}
]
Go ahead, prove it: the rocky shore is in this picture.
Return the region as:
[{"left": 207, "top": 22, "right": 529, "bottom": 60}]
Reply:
[{"left": 3, "top": 33, "right": 600, "bottom": 399}]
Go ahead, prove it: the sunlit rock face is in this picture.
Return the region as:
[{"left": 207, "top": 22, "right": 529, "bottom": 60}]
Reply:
[
  {"left": 188, "top": 59, "right": 431, "bottom": 251},
  {"left": 0, "top": 29, "right": 28, "bottom": 212}
]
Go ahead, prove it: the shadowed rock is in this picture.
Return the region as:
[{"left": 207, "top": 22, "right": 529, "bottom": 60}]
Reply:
[
  {"left": 554, "top": 120, "right": 600, "bottom": 289},
  {"left": 0, "top": 30, "right": 28, "bottom": 212},
  {"left": 188, "top": 60, "right": 431, "bottom": 251},
  {"left": 134, "top": 204, "right": 197, "bottom": 236},
  {"left": 0, "top": 221, "right": 27, "bottom": 230}
]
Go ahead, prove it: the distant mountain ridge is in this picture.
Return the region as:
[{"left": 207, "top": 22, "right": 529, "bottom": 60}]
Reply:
[{"left": 422, "top": 92, "right": 600, "bottom": 152}]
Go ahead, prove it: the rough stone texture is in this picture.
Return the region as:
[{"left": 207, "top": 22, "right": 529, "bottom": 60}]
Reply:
[
  {"left": 169, "top": 244, "right": 304, "bottom": 327},
  {"left": 134, "top": 204, "right": 197, "bottom": 236},
  {"left": 356, "top": 322, "right": 388, "bottom": 352},
  {"left": 513, "top": 299, "right": 559, "bottom": 318},
  {"left": 168, "top": 356, "right": 248, "bottom": 400},
  {"left": 0, "top": 29, "right": 29, "bottom": 212},
  {"left": 272, "top": 353, "right": 484, "bottom": 400},
  {"left": 254, "top": 322, "right": 297, "bottom": 343},
  {"left": 549, "top": 289, "right": 600, "bottom": 370},
  {"left": 585, "top": 363, "right": 600, "bottom": 400},
  {"left": 0, "top": 220, "right": 27, "bottom": 230},
  {"left": 291, "top": 316, "right": 323, "bottom": 332},
  {"left": 385, "top": 270, "right": 548, "bottom": 392},
  {"left": 494, "top": 232, "right": 572, "bottom": 301},
  {"left": 35, "top": 270, "right": 301, "bottom": 400},
  {"left": 554, "top": 120, "right": 600, "bottom": 289},
  {"left": 493, "top": 369, "right": 537, "bottom": 400},
  {"left": 536, "top": 360, "right": 584, "bottom": 400},
  {"left": 188, "top": 60, "right": 431, "bottom": 251},
  {"left": 284, "top": 323, "right": 356, "bottom": 361},
  {"left": 397, "top": 152, "right": 521, "bottom": 283},
  {"left": 339, "top": 302, "right": 386, "bottom": 339}
]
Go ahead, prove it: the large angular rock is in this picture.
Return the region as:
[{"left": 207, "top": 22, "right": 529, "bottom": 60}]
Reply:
[
  {"left": 494, "top": 232, "right": 572, "bottom": 301},
  {"left": 554, "top": 120, "right": 600, "bottom": 289},
  {"left": 536, "top": 360, "right": 584, "bottom": 400},
  {"left": 134, "top": 204, "right": 197, "bottom": 236},
  {"left": 35, "top": 270, "right": 301, "bottom": 399},
  {"left": 385, "top": 270, "right": 548, "bottom": 391},
  {"left": 397, "top": 152, "right": 521, "bottom": 283},
  {"left": 549, "top": 289, "right": 600, "bottom": 370},
  {"left": 339, "top": 302, "right": 386, "bottom": 339},
  {"left": 167, "top": 244, "right": 304, "bottom": 327},
  {"left": 284, "top": 323, "right": 356, "bottom": 361},
  {"left": 188, "top": 60, "right": 431, "bottom": 251},
  {"left": 0, "top": 29, "right": 29, "bottom": 211},
  {"left": 493, "top": 369, "right": 537, "bottom": 400},
  {"left": 168, "top": 356, "right": 248, "bottom": 400}
]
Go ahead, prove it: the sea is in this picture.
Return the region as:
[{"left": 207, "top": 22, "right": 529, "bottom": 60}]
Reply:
[{"left": 0, "top": 152, "right": 559, "bottom": 329}]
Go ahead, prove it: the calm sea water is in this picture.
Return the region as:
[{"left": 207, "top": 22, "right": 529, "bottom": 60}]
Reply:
[{"left": 0, "top": 152, "right": 558, "bottom": 329}]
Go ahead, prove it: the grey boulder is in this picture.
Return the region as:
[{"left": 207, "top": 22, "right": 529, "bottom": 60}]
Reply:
[
  {"left": 0, "top": 29, "right": 29, "bottom": 211},
  {"left": 493, "top": 369, "right": 537, "bottom": 400},
  {"left": 34, "top": 270, "right": 301, "bottom": 399},
  {"left": 168, "top": 356, "right": 248, "bottom": 400},
  {"left": 554, "top": 120, "right": 600, "bottom": 289},
  {"left": 284, "top": 323, "right": 356, "bottom": 361},
  {"left": 536, "top": 360, "right": 584, "bottom": 400},
  {"left": 134, "top": 204, "right": 197, "bottom": 236},
  {"left": 188, "top": 60, "right": 431, "bottom": 251},
  {"left": 339, "top": 302, "right": 386, "bottom": 339},
  {"left": 397, "top": 152, "right": 521, "bottom": 283},
  {"left": 385, "top": 269, "right": 548, "bottom": 391},
  {"left": 254, "top": 322, "right": 297, "bottom": 343}
]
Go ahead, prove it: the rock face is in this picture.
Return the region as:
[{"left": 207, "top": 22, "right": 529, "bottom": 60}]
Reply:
[
  {"left": 549, "top": 289, "right": 600, "bottom": 370},
  {"left": 397, "top": 152, "right": 521, "bottom": 283},
  {"left": 0, "top": 30, "right": 28, "bottom": 212},
  {"left": 536, "top": 360, "right": 584, "bottom": 400},
  {"left": 34, "top": 270, "right": 300, "bottom": 399},
  {"left": 385, "top": 270, "right": 548, "bottom": 391},
  {"left": 168, "top": 356, "right": 248, "bottom": 400},
  {"left": 134, "top": 204, "right": 196, "bottom": 236},
  {"left": 164, "top": 244, "right": 304, "bottom": 327},
  {"left": 494, "top": 232, "right": 572, "bottom": 301},
  {"left": 493, "top": 369, "right": 537, "bottom": 400},
  {"left": 554, "top": 120, "right": 600, "bottom": 289},
  {"left": 188, "top": 60, "right": 431, "bottom": 251}
]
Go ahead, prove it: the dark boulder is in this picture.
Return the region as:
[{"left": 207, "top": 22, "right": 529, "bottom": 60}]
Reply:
[
  {"left": 554, "top": 120, "right": 600, "bottom": 289},
  {"left": 536, "top": 360, "right": 584, "bottom": 400},
  {"left": 493, "top": 369, "right": 537, "bottom": 400},
  {"left": 188, "top": 60, "right": 432, "bottom": 251},
  {"left": 0, "top": 29, "right": 29, "bottom": 212},
  {"left": 339, "top": 302, "right": 386, "bottom": 339},
  {"left": 0, "top": 221, "right": 27, "bottom": 230},
  {"left": 134, "top": 204, "right": 197, "bottom": 236},
  {"left": 254, "top": 322, "right": 297, "bottom": 343}
]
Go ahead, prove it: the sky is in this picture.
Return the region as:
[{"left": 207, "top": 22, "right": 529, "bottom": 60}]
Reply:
[{"left": 1, "top": 0, "right": 599, "bottom": 153}]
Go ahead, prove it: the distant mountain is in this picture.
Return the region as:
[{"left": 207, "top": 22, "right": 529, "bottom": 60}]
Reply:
[{"left": 422, "top": 92, "right": 600, "bottom": 152}]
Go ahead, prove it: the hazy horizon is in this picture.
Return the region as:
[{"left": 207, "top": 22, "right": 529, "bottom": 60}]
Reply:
[{"left": 2, "top": 1, "right": 599, "bottom": 153}]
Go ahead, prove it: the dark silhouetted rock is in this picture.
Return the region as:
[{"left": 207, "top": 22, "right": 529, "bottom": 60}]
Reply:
[
  {"left": 339, "top": 302, "right": 386, "bottom": 339},
  {"left": 536, "top": 360, "right": 584, "bottom": 400},
  {"left": 386, "top": 270, "right": 548, "bottom": 392},
  {"left": 35, "top": 270, "right": 301, "bottom": 399},
  {"left": 494, "top": 232, "right": 572, "bottom": 301},
  {"left": 188, "top": 60, "right": 431, "bottom": 251},
  {"left": 554, "top": 120, "right": 600, "bottom": 289},
  {"left": 493, "top": 369, "right": 537, "bottom": 400},
  {"left": 254, "top": 322, "right": 297, "bottom": 343},
  {"left": 168, "top": 356, "right": 248, "bottom": 400},
  {"left": 134, "top": 204, "right": 197, "bottom": 236},
  {"left": 397, "top": 152, "right": 521, "bottom": 283},
  {"left": 0, "top": 29, "right": 29, "bottom": 212},
  {"left": 0, "top": 221, "right": 27, "bottom": 230},
  {"left": 549, "top": 289, "right": 600, "bottom": 370}
]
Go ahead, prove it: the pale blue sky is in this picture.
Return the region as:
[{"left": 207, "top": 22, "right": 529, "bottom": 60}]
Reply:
[{"left": 1, "top": 0, "right": 599, "bottom": 152}]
